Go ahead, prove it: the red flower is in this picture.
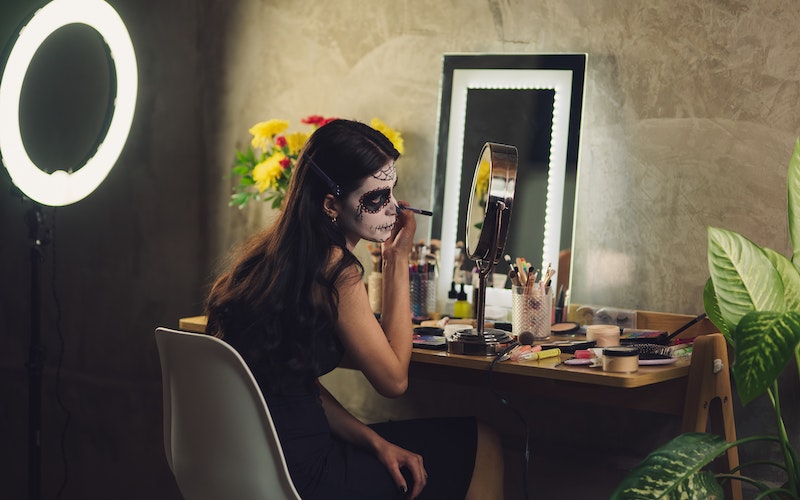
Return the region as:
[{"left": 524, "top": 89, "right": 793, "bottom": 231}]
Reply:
[
  {"left": 302, "top": 115, "right": 337, "bottom": 127},
  {"left": 279, "top": 157, "right": 291, "bottom": 169},
  {"left": 275, "top": 135, "right": 287, "bottom": 147}
]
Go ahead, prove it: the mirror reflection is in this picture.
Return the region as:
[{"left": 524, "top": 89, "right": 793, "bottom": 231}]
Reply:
[{"left": 466, "top": 148, "right": 491, "bottom": 258}]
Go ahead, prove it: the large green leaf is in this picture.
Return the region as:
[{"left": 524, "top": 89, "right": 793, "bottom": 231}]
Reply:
[
  {"left": 733, "top": 311, "right": 800, "bottom": 405},
  {"left": 611, "top": 433, "right": 729, "bottom": 499},
  {"left": 762, "top": 247, "right": 800, "bottom": 311},
  {"left": 707, "top": 227, "right": 785, "bottom": 330},
  {"left": 787, "top": 137, "right": 800, "bottom": 267},
  {"left": 673, "top": 472, "right": 724, "bottom": 499},
  {"left": 703, "top": 277, "right": 731, "bottom": 342}
]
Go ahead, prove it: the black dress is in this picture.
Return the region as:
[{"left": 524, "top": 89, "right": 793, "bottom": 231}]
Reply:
[{"left": 225, "top": 327, "right": 477, "bottom": 499}]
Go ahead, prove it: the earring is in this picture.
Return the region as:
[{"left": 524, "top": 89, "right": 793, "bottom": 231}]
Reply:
[{"left": 331, "top": 216, "right": 337, "bottom": 224}]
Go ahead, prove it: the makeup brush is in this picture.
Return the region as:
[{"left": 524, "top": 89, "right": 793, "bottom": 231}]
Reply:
[{"left": 397, "top": 205, "right": 433, "bottom": 216}]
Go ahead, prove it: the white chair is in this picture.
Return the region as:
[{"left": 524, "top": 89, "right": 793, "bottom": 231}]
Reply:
[{"left": 155, "top": 327, "right": 302, "bottom": 500}]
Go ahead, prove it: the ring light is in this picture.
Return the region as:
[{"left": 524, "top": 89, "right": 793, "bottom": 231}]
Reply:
[{"left": 0, "top": 0, "right": 137, "bottom": 206}]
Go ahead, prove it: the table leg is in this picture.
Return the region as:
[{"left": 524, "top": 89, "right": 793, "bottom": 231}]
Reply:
[{"left": 681, "top": 333, "right": 741, "bottom": 500}]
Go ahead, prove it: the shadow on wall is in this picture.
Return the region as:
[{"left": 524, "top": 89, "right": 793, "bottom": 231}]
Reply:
[{"left": 0, "top": 0, "right": 240, "bottom": 498}]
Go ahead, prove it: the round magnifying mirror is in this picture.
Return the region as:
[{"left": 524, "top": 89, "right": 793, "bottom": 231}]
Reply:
[
  {"left": 465, "top": 143, "right": 518, "bottom": 263},
  {"left": 448, "top": 142, "right": 518, "bottom": 355}
]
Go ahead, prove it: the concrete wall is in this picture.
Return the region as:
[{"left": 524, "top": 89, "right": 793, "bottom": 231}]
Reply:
[{"left": 1, "top": 0, "right": 798, "bottom": 498}]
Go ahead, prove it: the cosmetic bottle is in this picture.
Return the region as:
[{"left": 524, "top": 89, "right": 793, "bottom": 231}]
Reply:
[
  {"left": 368, "top": 272, "right": 382, "bottom": 314},
  {"left": 444, "top": 281, "right": 458, "bottom": 316},
  {"left": 453, "top": 283, "right": 471, "bottom": 319}
]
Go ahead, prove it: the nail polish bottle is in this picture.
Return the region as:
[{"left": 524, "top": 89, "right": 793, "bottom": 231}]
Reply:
[
  {"left": 453, "top": 283, "right": 471, "bottom": 319},
  {"left": 444, "top": 281, "right": 458, "bottom": 316}
]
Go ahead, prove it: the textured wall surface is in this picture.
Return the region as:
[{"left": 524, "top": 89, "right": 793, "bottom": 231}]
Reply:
[
  {"left": 1, "top": 0, "right": 798, "bottom": 498},
  {"left": 212, "top": 0, "right": 800, "bottom": 315}
]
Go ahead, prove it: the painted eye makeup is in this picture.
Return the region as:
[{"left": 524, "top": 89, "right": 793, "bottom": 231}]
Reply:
[{"left": 359, "top": 187, "right": 392, "bottom": 213}]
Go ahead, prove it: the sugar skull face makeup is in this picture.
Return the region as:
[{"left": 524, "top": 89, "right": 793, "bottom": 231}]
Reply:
[{"left": 337, "top": 162, "right": 398, "bottom": 245}]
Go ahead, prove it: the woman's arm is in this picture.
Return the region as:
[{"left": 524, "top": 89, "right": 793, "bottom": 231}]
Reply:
[
  {"left": 334, "top": 207, "right": 416, "bottom": 397},
  {"left": 317, "top": 381, "right": 426, "bottom": 497}
]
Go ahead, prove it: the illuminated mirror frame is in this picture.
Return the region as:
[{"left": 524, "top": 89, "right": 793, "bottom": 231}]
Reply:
[
  {"left": 0, "top": 0, "right": 138, "bottom": 206},
  {"left": 431, "top": 54, "right": 586, "bottom": 307}
]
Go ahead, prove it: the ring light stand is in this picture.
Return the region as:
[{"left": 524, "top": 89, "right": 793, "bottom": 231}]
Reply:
[
  {"left": 447, "top": 143, "right": 518, "bottom": 355},
  {"left": 0, "top": 1, "right": 137, "bottom": 498}
]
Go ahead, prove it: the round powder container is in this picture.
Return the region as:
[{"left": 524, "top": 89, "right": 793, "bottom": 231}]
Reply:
[
  {"left": 551, "top": 322, "right": 579, "bottom": 336},
  {"left": 602, "top": 346, "right": 639, "bottom": 373},
  {"left": 414, "top": 326, "right": 444, "bottom": 336},
  {"left": 586, "top": 324, "right": 620, "bottom": 347}
]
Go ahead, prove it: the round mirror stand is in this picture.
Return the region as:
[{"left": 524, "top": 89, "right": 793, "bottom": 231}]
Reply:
[
  {"left": 447, "top": 200, "right": 514, "bottom": 355},
  {"left": 447, "top": 142, "right": 518, "bottom": 356}
]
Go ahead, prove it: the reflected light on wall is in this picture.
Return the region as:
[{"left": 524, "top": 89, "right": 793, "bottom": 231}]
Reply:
[
  {"left": 0, "top": 0, "right": 137, "bottom": 206},
  {"left": 585, "top": 249, "right": 634, "bottom": 291}
]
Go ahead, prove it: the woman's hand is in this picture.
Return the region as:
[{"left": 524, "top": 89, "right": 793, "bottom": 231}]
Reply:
[
  {"left": 374, "top": 438, "right": 427, "bottom": 498},
  {"left": 383, "top": 201, "right": 417, "bottom": 261}
]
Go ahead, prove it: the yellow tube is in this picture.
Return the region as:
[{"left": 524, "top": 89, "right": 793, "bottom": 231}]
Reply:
[{"left": 533, "top": 348, "right": 561, "bottom": 360}]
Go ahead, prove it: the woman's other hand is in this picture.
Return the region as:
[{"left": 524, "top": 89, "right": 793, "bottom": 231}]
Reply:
[{"left": 374, "top": 438, "right": 427, "bottom": 498}]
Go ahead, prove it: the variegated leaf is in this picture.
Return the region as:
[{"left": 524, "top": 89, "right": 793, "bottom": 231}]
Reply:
[
  {"left": 763, "top": 247, "right": 800, "bottom": 311},
  {"left": 733, "top": 311, "right": 800, "bottom": 405},
  {"left": 707, "top": 228, "right": 785, "bottom": 330},
  {"left": 672, "top": 471, "right": 724, "bottom": 499},
  {"left": 611, "top": 433, "right": 729, "bottom": 499},
  {"left": 703, "top": 277, "right": 731, "bottom": 342},
  {"left": 787, "top": 137, "right": 800, "bottom": 267}
]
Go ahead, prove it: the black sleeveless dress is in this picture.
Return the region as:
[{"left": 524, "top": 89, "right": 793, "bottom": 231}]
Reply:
[{"left": 226, "top": 327, "right": 477, "bottom": 499}]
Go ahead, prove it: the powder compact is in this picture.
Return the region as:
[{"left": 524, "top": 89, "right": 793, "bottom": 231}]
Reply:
[{"left": 602, "top": 346, "right": 639, "bottom": 373}]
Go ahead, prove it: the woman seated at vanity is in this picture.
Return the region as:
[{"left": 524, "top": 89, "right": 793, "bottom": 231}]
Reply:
[{"left": 205, "top": 119, "right": 504, "bottom": 499}]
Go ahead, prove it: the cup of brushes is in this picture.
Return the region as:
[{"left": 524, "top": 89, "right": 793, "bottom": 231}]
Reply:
[{"left": 507, "top": 255, "right": 555, "bottom": 341}]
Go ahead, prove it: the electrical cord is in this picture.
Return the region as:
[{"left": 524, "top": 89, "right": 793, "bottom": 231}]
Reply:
[
  {"left": 50, "top": 208, "right": 71, "bottom": 499},
  {"left": 487, "top": 342, "right": 530, "bottom": 500}
]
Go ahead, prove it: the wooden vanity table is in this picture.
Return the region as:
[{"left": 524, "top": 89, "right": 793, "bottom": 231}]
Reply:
[{"left": 177, "top": 307, "right": 741, "bottom": 499}]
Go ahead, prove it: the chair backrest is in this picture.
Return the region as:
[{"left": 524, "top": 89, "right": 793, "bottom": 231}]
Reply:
[{"left": 155, "top": 327, "right": 301, "bottom": 500}]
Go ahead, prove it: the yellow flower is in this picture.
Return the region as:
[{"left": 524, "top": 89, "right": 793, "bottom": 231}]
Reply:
[
  {"left": 230, "top": 115, "right": 404, "bottom": 209},
  {"left": 476, "top": 158, "right": 490, "bottom": 199},
  {"left": 285, "top": 131, "right": 309, "bottom": 155},
  {"left": 249, "top": 119, "right": 289, "bottom": 150},
  {"left": 370, "top": 118, "right": 404, "bottom": 155},
  {"left": 252, "top": 152, "right": 286, "bottom": 192}
]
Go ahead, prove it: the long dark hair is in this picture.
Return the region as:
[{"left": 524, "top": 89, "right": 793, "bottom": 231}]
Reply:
[{"left": 206, "top": 119, "right": 400, "bottom": 390}]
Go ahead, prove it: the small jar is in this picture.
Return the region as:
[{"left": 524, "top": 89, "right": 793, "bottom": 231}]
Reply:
[
  {"left": 453, "top": 283, "right": 472, "bottom": 319},
  {"left": 368, "top": 272, "right": 383, "bottom": 314},
  {"left": 602, "top": 346, "right": 639, "bottom": 373},
  {"left": 586, "top": 324, "right": 620, "bottom": 347}
]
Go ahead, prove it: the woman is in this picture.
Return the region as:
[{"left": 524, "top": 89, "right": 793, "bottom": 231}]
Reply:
[{"left": 206, "top": 119, "right": 503, "bottom": 499}]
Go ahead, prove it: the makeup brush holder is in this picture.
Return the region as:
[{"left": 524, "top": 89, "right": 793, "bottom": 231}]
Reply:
[
  {"left": 409, "top": 272, "right": 436, "bottom": 319},
  {"left": 512, "top": 285, "right": 553, "bottom": 341}
]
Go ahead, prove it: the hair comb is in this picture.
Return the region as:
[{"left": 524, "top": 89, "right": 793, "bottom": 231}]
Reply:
[{"left": 307, "top": 157, "right": 342, "bottom": 198}]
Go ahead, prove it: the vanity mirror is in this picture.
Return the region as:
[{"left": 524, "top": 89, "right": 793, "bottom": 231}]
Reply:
[
  {"left": 447, "top": 142, "right": 517, "bottom": 355},
  {"left": 430, "top": 54, "right": 586, "bottom": 308}
]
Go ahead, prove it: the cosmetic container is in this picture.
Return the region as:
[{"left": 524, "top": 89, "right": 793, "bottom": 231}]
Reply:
[
  {"left": 444, "top": 281, "right": 458, "bottom": 316},
  {"left": 511, "top": 285, "right": 553, "bottom": 340},
  {"left": 586, "top": 324, "right": 620, "bottom": 347},
  {"left": 368, "top": 272, "right": 382, "bottom": 314},
  {"left": 602, "top": 346, "right": 639, "bottom": 373},
  {"left": 453, "top": 283, "right": 471, "bottom": 319}
]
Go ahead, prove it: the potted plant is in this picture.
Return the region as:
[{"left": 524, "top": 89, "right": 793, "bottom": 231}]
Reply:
[{"left": 611, "top": 139, "right": 800, "bottom": 499}]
